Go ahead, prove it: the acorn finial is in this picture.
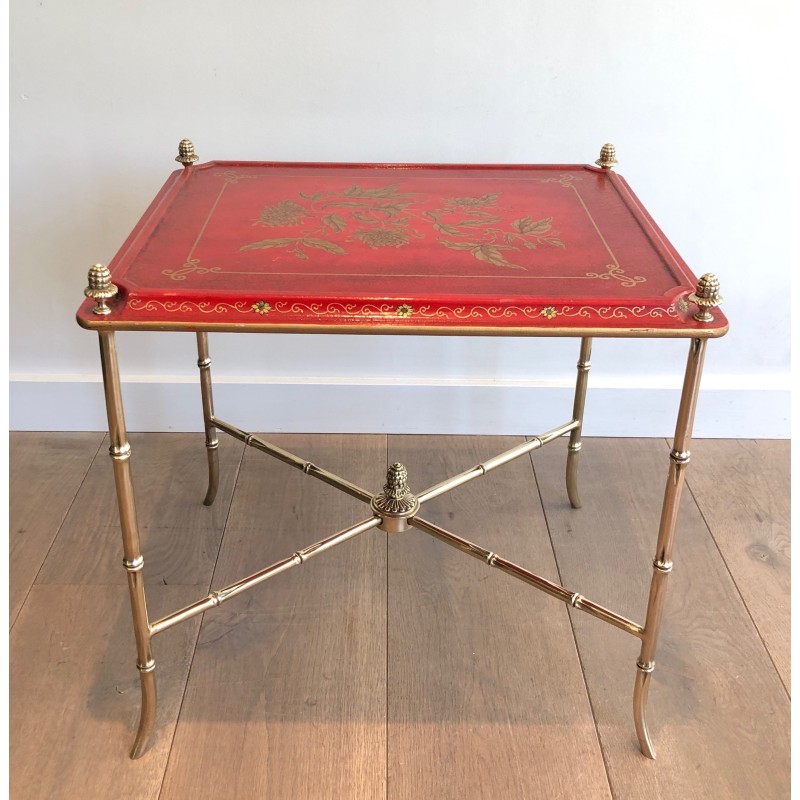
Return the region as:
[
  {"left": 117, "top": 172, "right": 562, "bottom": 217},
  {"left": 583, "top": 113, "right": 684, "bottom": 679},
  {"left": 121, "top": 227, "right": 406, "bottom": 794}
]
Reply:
[
  {"left": 84, "top": 263, "right": 118, "bottom": 315},
  {"left": 385, "top": 464, "right": 409, "bottom": 498},
  {"left": 596, "top": 143, "right": 618, "bottom": 169},
  {"left": 688, "top": 273, "right": 722, "bottom": 322},
  {"left": 371, "top": 462, "right": 419, "bottom": 530},
  {"left": 176, "top": 138, "right": 199, "bottom": 166}
]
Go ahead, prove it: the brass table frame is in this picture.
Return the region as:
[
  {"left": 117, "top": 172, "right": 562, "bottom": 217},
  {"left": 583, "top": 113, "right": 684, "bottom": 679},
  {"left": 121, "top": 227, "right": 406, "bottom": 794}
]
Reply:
[
  {"left": 84, "top": 141, "right": 723, "bottom": 761},
  {"left": 96, "top": 327, "right": 707, "bottom": 760}
]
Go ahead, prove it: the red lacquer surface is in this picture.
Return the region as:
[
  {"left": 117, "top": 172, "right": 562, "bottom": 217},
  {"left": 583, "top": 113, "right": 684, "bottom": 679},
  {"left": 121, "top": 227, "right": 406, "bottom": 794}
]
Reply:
[{"left": 76, "top": 161, "right": 728, "bottom": 336}]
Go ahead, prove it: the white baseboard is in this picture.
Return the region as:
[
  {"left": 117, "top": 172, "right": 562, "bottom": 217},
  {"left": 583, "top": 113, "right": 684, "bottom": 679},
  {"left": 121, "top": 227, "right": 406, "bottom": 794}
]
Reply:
[{"left": 9, "top": 375, "right": 790, "bottom": 438}]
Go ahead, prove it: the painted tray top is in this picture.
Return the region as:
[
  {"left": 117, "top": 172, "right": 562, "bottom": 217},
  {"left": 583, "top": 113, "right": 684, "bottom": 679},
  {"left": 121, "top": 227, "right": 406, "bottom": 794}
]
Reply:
[{"left": 76, "top": 160, "right": 728, "bottom": 336}]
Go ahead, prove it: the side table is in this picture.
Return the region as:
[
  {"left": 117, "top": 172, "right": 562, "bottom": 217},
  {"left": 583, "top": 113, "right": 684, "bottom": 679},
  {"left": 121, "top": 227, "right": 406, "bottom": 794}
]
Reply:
[{"left": 76, "top": 140, "right": 727, "bottom": 759}]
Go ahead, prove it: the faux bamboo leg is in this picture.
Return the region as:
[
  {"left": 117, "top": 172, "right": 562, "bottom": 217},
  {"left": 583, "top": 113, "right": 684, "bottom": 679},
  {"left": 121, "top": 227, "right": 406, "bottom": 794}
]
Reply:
[
  {"left": 633, "top": 337, "right": 707, "bottom": 758},
  {"left": 196, "top": 332, "right": 219, "bottom": 506},
  {"left": 566, "top": 337, "right": 592, "bottom": 508},
  {"left": 98, "top": 331, "right": 157, "bottom": 759}
]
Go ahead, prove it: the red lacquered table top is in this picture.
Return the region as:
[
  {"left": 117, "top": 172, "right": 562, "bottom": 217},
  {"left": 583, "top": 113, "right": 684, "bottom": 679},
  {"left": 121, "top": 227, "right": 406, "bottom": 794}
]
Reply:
[{"left": 76, "top": 160, "right": 728, "bottom": 337}]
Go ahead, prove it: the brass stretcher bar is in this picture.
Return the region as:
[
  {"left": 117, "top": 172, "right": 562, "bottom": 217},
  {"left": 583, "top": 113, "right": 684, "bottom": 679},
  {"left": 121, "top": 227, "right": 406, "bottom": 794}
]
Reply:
[
  {"left": 149, "top": 515, "right": 381, "bottom": 636},
  {"left": 150, "top": 418, "right": 591, "bottom": 633},
  {"left": 416, "top": 421, "right": 578, "bottom": 504},
  {"left": 211, "top": 417, "right": 375, "bottom": 504},
  {"left": 410, "top": 517, "right": 644, "bottom": 639}
]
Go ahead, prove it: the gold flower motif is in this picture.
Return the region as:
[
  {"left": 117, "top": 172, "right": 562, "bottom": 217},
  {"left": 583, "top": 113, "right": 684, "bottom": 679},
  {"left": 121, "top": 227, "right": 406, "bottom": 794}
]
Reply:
[
  {"left": 677, "top": 296, "right": 689, "bottom": 313},
  {"left": 540, "top": 305, "right": 558, "bottom": 319},
  {"left": 444, "top": 194, "right": 498, "bottom": 209},
  {"left": 357, "top": 229, "right": 409, "bottom": 249},
  {"left": 396, "top": 304, "right": 414, "bottom": 317},
  {"left": 252, "top": 300, "right": 272, "bottom": 315},
  {"left": 256, "top": 200, "right": 307, "bottom": 227}
]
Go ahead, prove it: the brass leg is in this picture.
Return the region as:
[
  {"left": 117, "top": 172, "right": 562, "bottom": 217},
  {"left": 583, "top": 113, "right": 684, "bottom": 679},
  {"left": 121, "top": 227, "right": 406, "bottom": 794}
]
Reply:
[
  {"left": 634, "top": 337, "right": 707, "bottom": 758},
  {"left": 98, "top": 332, "right": 157, "bottom": 759},
  {"left": 196, "top": 332, "right": 219, "bottom": 506},
  {"left": 566, "top": 337, "right": 592, "bottom": 508}
]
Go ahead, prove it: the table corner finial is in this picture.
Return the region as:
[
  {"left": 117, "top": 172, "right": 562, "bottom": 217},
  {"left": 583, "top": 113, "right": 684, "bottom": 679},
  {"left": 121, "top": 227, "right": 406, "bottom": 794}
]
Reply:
[
  {"left": 84, "top": 263, "right": 118, "bottom": 315},
  {"left": 176, "top": 138, "right": 199, "bottom": 167},
  {"left": 688, "top": 273, "right": 722, "bottom": 322},
  {"left": 595, "top": 143, "right": 618, "bottom": 169}
]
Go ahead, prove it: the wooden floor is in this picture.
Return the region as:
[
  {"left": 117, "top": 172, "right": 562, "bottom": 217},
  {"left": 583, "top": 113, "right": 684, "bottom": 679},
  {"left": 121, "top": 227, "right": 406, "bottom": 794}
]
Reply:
[{"left": 9, "top": 432, "right": 790, "bottom": 799}]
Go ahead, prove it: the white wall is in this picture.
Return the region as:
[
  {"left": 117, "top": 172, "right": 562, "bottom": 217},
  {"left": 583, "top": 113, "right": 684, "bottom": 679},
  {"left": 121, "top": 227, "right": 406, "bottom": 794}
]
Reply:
[{"left": 10, "top": 1, "right": 792, "bottom": 436}]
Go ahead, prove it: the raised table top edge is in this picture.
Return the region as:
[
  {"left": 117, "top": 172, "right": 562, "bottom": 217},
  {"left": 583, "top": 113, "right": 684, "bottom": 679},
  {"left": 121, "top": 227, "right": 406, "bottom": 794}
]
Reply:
[{"left": 76, "top": 158, "right": 729, "bottom": 338}]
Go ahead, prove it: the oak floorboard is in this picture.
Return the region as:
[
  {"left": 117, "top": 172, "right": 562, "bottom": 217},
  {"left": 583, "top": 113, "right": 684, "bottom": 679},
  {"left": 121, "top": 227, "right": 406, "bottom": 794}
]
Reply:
[
  {"left": 534, "top": 438, "right": 790, "bottom": 799},
  {"left": 686, "top": 439, "right": 790, "bottom": 692},
  {"left": 9, "top": 431, "right": 104, "bottom": 625},
  {"left": 9, "top": 584, "right": 201, "bottom": 800},
  {"left": 159, "top": 434, "right": 388, "bottom": 800},
  {"left": 36, "top": 433, "right": 243, "bottom": 587},
  {"left": 387, "top": 435, "right": 611, "bottom": 800},
  {"left": 10, "top": 433, "right": 790, "bottom": 798}
]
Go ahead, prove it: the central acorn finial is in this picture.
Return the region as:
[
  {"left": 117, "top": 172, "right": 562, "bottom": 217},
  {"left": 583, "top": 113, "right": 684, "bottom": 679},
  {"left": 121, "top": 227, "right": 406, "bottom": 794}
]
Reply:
[
  {"left": 386, "top": 463, "right": 409, "bottom": 497},
  {"left": 371, "top": 463, "right": 420, "bottom": 532}
]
